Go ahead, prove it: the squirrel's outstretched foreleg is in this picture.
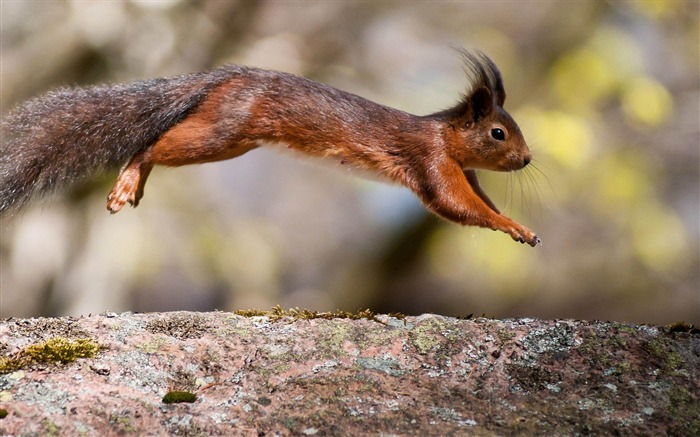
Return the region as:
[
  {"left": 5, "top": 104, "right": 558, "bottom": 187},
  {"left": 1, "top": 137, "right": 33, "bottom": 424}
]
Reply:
[{"left": 416, "top": 159, "right": 539, "bottom": 246}]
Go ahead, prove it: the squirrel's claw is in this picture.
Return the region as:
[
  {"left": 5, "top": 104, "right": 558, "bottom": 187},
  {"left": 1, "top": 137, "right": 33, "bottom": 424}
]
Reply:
[
  {"left": 506, "top": 225, "right": 540, "bottom": 247},
  {"left": 522, "top": 234, "right": 541, "bottom": 247}
]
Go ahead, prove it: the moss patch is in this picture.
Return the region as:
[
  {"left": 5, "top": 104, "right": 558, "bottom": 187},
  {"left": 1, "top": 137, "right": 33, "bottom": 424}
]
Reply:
[
  {"left": 497, "top": 328, "right": 516, "bottom": 343},
  {"left": 644, "top": 338, "right": 686, "bottom": 372},
  {"left": 162, "top": 391, "right": 197, "bottom": 404},
  {"left": 235, "top": 306, "right": 380, "bottom": 323},
  {"left": 667, "top": 321, "right": 700, "bottom": 334},
  {"left": 0, "top": 337, "right": 103, "bottom": 374}
]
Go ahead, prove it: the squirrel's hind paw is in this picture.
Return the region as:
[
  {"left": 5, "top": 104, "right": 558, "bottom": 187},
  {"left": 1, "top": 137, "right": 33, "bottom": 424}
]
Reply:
[
  {"left": 107, "top": 187, "right": 137, "bottom": 214},
  {"left": 107, "top": 167, "right": 145, "bottom": 214}
]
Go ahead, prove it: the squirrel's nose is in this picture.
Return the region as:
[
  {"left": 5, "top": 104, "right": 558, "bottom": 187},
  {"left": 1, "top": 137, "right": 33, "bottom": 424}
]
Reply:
[{"left": 523, "top": 155, "right": 532, "bottom": 166}]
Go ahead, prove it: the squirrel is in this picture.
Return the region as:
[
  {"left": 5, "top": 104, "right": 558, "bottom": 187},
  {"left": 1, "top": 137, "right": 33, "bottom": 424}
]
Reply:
[{"left": 1, "top": 50, "right": 540, "bottom": 246}]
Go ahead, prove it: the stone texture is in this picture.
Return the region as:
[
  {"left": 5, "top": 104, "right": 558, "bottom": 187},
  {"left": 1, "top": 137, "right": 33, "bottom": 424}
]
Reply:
[{"left": 0, "top": 311, "right": 698, "bottom": 436}]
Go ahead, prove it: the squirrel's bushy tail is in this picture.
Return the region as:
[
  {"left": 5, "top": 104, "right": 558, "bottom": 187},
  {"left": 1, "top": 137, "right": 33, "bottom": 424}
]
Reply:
[{"left": 0, "top": 67, "right": 238, "bottom": 216}]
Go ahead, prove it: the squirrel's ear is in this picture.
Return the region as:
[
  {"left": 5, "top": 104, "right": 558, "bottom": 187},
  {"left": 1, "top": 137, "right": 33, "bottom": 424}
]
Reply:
[
  {"left": 444, "top": 86, "right": 495, "bottom": 127},
  {"left": 468, "top": 86, "right": 494, "bottom": 122}
]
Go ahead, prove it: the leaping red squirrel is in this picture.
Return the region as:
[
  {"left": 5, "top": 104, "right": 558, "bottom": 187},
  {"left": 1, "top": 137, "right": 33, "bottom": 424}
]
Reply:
[{"left": 1, "top": 50, "right": 540, "bottom": 246}]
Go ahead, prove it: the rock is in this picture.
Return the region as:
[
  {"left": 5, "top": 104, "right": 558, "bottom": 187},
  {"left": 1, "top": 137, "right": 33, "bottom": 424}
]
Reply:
[{"left": 0, "top": 311, "right": 698, "bottom": 435}]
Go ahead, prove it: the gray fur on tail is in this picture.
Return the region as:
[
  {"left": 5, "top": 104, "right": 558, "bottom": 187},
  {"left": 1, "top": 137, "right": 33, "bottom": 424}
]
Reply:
[{"left": 0, "top": 66, "right": 240, "bottom": 215}]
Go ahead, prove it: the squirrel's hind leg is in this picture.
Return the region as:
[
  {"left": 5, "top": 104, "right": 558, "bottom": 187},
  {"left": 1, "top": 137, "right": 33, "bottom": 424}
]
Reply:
[
  {"left": 107, "top": 149, "right": 154, "bottom": 213},
  {"left": 106, "top": 86, "right": 260, "bottom": 213}
]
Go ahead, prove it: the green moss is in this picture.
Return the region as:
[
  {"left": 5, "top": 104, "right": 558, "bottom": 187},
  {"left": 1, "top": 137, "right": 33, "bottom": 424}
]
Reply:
[
  {"left": 0, "top": 337, "right": 103, "bottom": 374},
  {"left": 669, "top": 386, "right": 700, "bottom": 435},
  {"left": 667, "top": 321, "right": 700, "bottom": 334},
  {"left": 644, "top": 338, "right": 685, "bottom": 372},
  {"left": 235, "top": 306, "right": 379, "bottom": 323},
  {"left": 665, "top": 351, "right": 685, "bottom": 372},
  {"left": 0, "top": 408, "right": 7, "bottom": 419},
  {"left": 497, "top": 328, "right": 516, "bottom": 343},
  {"left": 607, "top": 332, "right": 627, "bottom": 348},
  {"left": 578, "top": 330, "right": 598, "bottom": 356},
  {"left": 617, "top": 325, "right": 638, "bottom": 335},
  {"left": 234, "top": 308, "right": 270, "bottom": 317},
  {"left": 162, "top": 391, "right": 197, "bottom": 404}
]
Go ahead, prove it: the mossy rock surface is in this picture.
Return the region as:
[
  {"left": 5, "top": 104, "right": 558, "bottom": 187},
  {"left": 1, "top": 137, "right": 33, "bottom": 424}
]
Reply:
[{"left": 0, "top": 311, "right": 698, "bottom": 435}]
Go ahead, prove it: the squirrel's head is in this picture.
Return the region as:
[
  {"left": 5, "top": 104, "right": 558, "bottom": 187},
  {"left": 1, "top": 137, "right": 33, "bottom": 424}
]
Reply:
[{"left": 439, "top": 50, "right": 531, "bottom": 172}]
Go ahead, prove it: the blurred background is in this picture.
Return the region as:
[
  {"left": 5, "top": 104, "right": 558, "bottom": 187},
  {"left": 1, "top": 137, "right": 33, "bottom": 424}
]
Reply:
[{"left": 1, "top": 0, "right": 698, "bottom": 324}]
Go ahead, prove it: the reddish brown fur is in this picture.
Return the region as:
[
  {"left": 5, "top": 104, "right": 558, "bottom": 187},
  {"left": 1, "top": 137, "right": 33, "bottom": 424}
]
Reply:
[{"left": 105, "top": 55, "right": 539, "bottom": 246}]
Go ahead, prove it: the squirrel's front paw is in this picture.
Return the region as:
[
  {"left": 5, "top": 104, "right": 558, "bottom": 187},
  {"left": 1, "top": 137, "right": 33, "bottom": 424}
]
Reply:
[{"left": 510, "top": 227, "right": 540, "bottom": 247}]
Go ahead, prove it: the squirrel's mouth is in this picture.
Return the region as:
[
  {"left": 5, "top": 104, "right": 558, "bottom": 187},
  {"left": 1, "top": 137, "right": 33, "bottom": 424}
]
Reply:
[{"left": 465, "top": 169, "right": 500, "bottom": 214}]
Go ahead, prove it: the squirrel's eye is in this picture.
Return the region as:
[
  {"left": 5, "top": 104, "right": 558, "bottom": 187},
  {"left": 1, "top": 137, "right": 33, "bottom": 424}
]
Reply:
[{"left": 491, "top": 128, "right": 505, "bottom": 141}]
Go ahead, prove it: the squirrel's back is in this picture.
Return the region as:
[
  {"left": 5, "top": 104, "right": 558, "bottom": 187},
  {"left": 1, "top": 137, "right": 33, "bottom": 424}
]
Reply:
[{"left": 0, "top": 66, "right": 243, "bottom": 215}]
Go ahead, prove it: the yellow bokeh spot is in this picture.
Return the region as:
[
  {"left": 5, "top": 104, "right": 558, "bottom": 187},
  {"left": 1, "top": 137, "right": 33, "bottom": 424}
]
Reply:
[
  {"left": 552, "top": 27, "right": 645, "bottom": 112},
  {"left": 552, "top": 48, "right": 617, "bottom": 109},
  {"left": 427, "top": 227, "right": 466, "bottom": 282},
  {"left": 590, "top": 26, "right": 645, "bottom": 78},
  {"left": 595, "top": 152, "right": 652, "bottom": 208},
  {"left": 631, "top": 203, "right": 689, "bottom": 273},
  {"left": 629, "top": 0, "right": 678, "bottom": 18},
  {"left": 517, "top": 108, "right": 595, "bottom": 170},
  {"left": 622, "top": 76, "right": 674, "bottom": 127},
  {"left": 427, "top": 226, "right": 535, "bottom": 290}
]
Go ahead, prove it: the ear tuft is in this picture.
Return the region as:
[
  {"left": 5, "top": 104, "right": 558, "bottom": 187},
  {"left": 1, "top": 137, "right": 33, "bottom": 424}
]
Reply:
[{"left": 455, "top": 48, "right": 507, "bottom": 107}]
